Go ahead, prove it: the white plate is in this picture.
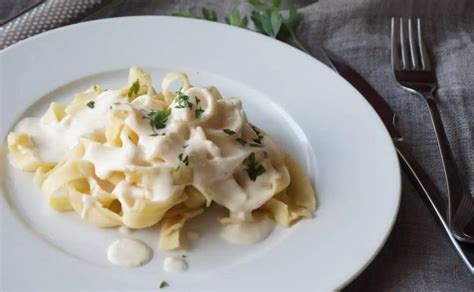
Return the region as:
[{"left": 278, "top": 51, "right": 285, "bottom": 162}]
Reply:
[{"left": 0, "top": 16, "right": 400, "bottom": 291}]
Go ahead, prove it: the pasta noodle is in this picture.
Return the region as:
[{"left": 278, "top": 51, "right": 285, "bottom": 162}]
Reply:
[{"left": 7, "top": 66, "right": 316, "bottom": 250}]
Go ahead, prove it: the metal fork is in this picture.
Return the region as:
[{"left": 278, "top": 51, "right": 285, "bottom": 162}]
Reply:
[{"left": 391, "top": 17, "right": 474, "bottom": 243}]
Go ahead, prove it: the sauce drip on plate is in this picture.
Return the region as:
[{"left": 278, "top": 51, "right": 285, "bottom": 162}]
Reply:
[{"left": 107, "top": 238, "right": 152, "bottom": 267}]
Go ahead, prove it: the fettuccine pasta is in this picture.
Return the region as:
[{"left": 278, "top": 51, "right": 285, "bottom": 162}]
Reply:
[{"left": 7, "top": 67, "right": 316, "bottom": 250}]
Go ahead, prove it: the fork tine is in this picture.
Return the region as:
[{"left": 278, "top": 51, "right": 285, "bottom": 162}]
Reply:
[
  {"left": 408, "top": 18, "right": 420, "bottom": 69},
  {"left": 417, "top": 18, "right": 431, "bottom": 70},
  {"left": 391, "top": 17, "right": 402, "bottom": 70},
  {"left": 399, "top": 18, "right": 409, "bottom": 69}
]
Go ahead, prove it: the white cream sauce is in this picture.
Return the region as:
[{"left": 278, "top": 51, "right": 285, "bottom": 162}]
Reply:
[
  {"left": 118, "top": 226, "right": 134, "bottom": 235},
  {"left": 163, "top": 256, "right": 188, "bottom": 273},
  {"left": 220, "top": 215, "right": 275, "bottom": 245},
  {"left": 107, "top": 238, "right": 152, "bottom": 268},
  {"left": 80, "top": 195, "right": 97, "bottom": 219},
  {"left": 13, "top": 72, "right": 290, "bottom": 242},
  {"left": 15, "top": 90, "right": 127, "bottom": 163}
]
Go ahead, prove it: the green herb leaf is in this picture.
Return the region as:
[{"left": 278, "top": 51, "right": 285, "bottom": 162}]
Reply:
[
  {"left": 195, "top": 108, "right": 205, "bottom": 119},
  {"left": 173, "top": 8, "right": 218, "bottom": 21},
  {"left": 275, "top": 4, "right": 306, "bottom": 52},
  {"left": 144, "top": 108, "right": 171, "bottom": 135},
  {"left": 202, "top": 7, "right": 218, "bottom": 21},
  {"left": 246, "top": 153, "right": 266, "bottom": 181},
  {"left": 174, "top": 1, "right": 308, "bottom": 53},
  {"left": 173, "top": 10, "right": 195, "bottom": 18},
  {"left": 225, "top": 8, "right": 249, "bottom": 28},
  {"left": 272, "top": 0, "right": 282, "bottom": 8},
  {"left": 249, "top": 152, "right": 256, "bottom": 163},
  {"left": 251, "top": 125, "right": 264, "bottom": 145},
  {"left": 195, "top": 96, "right": 201, "bottom": 105},
  {"left": 86, "top": 101, "right": 95, "bottom": 109},
  {"left": 159, "top": 280, "right": 169, "bottom": 289},
  {"left": 223, "top": 129, "right": 236, "bottom": 135},
  {"left": 236, "top": 138, "right": 247, "bottom": 145},
  {"left": 251, "top": 125, "right": 261, "bottom": 136},
  {"left": 248, "top": 0, "right": 308, "bottom": 53},
  {"left": 242, "top": 17, "right": 249, "bottom": 28},
  {"left": 251, "top": 10, "right": 271, "bottom": 37},
  {"left": 247, "top": 0, "right": 275, "bottom": 10},
  {"left": 286, "top": 4, "right": 302, "bottom": 31},
  {"left": 174, "top": 92, "right": 193, "bottom": 109},
  {"left": 270, "top": 10, "right": 283, "bottom": 36},
  {"left": 128, "top": 79, "right": 140, "bottom": 98},
  {"left": 178, "top": 153, "right": 189, "bottom": 166},
  {"left": 250, "top": 9, "right": 282, "bottom": 38},
  {"left": 250, "top": 143, "right": 264, "bottom": 148}
]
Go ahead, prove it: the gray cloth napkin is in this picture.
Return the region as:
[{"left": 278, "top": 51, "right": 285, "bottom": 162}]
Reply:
[
  {"left": 0, "top": 0, "right": 112, "bottom": 48},
  {"left": 3, "top": 0, "right": 474, "bottom": 290}
]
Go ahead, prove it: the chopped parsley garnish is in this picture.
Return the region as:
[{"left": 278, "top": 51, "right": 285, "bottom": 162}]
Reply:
[
  {"left": 181, "top": 254, "right": 187, "bottom": 258},
  {"left": 159, "top": 280, "right": 169, "bottom": 289},
  {"left": 128, "top": 79, "right": 140, "bottom": 97},
  {"left": 223, "top": 129, "right": 236, "bottom": 135},
  {"left": 86, "top": 101, "right": 95, "bottom": 109},
  {"left": 109, "top": 102, "right": 120, "bottom": 110},
  {"left": 93, "top": 85, "right": 99, "bottom": 91},
  {"left": 251, "top": 125, "right": 261, "bottom": 136},
  {"left": 236, "top": 138, "right": 247, "bottom": 145},
  {"left": 143, "top": 109, "right": 171, "bottom": 135},
  {"left": 249, "top": 143, "right": 264, "bottom": 148},
  {"left": 193, "top": 97, "right": 204, "bottom": 118},
  {"left": 195, "top": 108, "right": 205, "bottom": 119},
  {"left": 150, "top": 133, "right": 166, "bottom": 137},
  {"left": 178, "top": 153, "right": 189, "bottom": 166},
  {"left": 246, "top": 152, "right": 266, "bottom": 181},
  {"left": 251, "top": 125, "right": 264, "bottom": 145},
  {"left": 174, "top": 92, "right": 193, "bottom": 109}
]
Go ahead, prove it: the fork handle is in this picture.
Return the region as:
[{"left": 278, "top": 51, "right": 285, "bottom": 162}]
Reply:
[{"left": 424, "top": 92, "right": 465, "bottom": 225}]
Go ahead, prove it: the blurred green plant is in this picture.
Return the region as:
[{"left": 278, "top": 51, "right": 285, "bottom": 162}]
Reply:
[{"left": 173, "top": 0, "right": 307, "bottom": 53}]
